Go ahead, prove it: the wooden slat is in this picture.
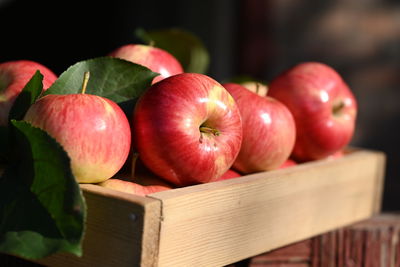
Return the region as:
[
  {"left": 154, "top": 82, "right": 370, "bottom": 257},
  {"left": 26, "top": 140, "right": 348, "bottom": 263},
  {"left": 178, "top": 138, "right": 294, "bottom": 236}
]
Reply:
[
  {"left": 35, "top": 184, "right": 162, "bottom": 267},
  {"left": 249, "top": 240, "right": 311, "bottom": 266},
  {"left": 311, "top": 213, "right": 400, "bottom": 267},
  {"left": 149, "top": 150, "right": 385, "bottom": 267},
  {"left": 237, "top": 213, "right": 400, "bottom": 267},
  {"left": 372, "top": 150, "right": 386, "bottom": 214},
  {"left": 350, "top": 213, "right": 400, "bottom": 267}
]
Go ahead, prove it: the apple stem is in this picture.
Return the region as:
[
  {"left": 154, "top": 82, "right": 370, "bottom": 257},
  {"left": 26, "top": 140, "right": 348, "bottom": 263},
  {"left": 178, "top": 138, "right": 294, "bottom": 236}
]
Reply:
[
  {"left": 81, "top": 72, "right": 90, "bottom": 94},
  {"left": 149, "top": 40, "right": 155, "bottom": 47},
  {"left": 200, "top": 126, "right": 220, "bottom": 136},
  {"left": 333, "top": 101, "right": 345, "bottom": 115}
]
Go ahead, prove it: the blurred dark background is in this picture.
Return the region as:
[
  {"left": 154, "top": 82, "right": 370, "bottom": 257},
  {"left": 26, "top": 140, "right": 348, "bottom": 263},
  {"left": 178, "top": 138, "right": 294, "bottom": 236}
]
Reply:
[{"left": 0, "top": 0, "right": 399, "bottom": 210}]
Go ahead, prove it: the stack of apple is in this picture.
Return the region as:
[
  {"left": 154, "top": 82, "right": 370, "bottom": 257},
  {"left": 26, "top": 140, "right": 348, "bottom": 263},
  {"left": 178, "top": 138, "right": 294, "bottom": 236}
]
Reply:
[{"left": 0, "top": 44, "right": 357, "bottom": 196}]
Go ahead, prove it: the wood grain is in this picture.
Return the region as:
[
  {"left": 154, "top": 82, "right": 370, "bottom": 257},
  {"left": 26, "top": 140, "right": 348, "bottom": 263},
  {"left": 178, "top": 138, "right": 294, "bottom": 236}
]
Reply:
[
  {"left": 249, "top": 239, "right": 311, "bottom": 266},
  {"left": 149, "top": 149, "right": 385, "bottom": 267},
  {"left": 35, "top": 184, "right": 162, "bottom": 267},
  {"left": 229, "top": 213, "right": 400, "bottom": 267},
  {"left": 311, "top": 213, "right": 400, "bottom": 267}
]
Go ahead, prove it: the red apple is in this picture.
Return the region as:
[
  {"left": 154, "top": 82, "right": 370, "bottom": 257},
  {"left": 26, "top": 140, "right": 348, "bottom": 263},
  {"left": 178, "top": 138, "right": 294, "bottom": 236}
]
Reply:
[
  {"left": 268, "top": 62, "right": 357, "bottom": 161},
  {"left": 115, "top": 163, "right": 176, "bottom": 188},
  {"left": 129, "top": 160, "right": 175, "bottom": 186},
  {"left": 23, "top": 77, "right": 131, "bottom": 183},
  {"left": 134, "top": 174, "right": 174, "bottom": 188},
  {"left": 0, "top": 60, "right": 57, "bottom": 126},
  {"left": 109, "top": 44, "right": 184, "bottom": 84},
  {"left": 132, "top": 73, "right": 243, "bottom": 186},
  {"left": 223, "top": 83, "right": 296, "bottom": 173},
  {"left": 215, "top": 169, "right": 241, "bottom": 181},
  {"left": 98, "top": 178, "right": 171, "bottom": 196},
  {"left": 327, "top": 150, "right": 344, "bottom": 160},
  {"left": 279, "top": 159, "right": 297, "bottom": 169}
]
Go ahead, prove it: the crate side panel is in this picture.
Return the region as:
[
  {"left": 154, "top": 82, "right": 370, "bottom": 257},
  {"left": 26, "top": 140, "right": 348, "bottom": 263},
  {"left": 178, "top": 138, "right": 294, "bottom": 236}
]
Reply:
[
  {"left": 35, "top": 184, "right": 162, "bottom": 267},
  {"left": 152, "top": 150, "right": 385, "bottom": 267}
]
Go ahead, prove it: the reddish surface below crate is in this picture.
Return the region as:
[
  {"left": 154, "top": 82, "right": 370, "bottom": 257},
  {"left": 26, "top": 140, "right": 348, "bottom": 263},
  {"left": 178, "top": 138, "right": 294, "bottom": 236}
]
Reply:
[{"left": 228, "top": 213, "right": 400, "bottom": 267}]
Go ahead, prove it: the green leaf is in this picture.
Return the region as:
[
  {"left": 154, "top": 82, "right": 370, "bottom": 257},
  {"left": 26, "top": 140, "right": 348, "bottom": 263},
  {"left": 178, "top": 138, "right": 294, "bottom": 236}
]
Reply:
[
  {"left": 136, "top": 28, "right": 210, "bottom": 74},
  {"left": 9, "top": 71, "right": 43, "bottom": 121},
  {"left": 228, "top": 75, "right": 266, "bottom": 85},
  {"left": 0, "top": 120, "right": 86, "bottom": 259},
  {"left": 1, "top": 71, "right": 44, "bottom": 161},
  {"left": 43, "top": 57, "right": 158, "bottom": 104}
]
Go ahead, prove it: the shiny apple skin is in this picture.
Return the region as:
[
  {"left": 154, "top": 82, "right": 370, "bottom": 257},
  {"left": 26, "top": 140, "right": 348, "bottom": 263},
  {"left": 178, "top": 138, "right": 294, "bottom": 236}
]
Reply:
[
  {"left": 223, "top": 83, "right": 296, "bottom": 173},
  {"left": 24, "top": 94, "right": 131, "bottom": 183},
  {"left": 215, "top": 169, "right": 241, "bottom": 181},
  {"left": 0, "top": 60, "right": 57, "bottom": 126},
  {"left": 132, "top": 73, "right": 243, "bottom": 186},
  {"left": 109, "top": 44, "right": 184, "bottom": 84},
  {"left": 268, "top": 62, "right": 357, "bottom": 161},
  {"left": 278, "top": 159, "right": 297, "bottom": 169}
]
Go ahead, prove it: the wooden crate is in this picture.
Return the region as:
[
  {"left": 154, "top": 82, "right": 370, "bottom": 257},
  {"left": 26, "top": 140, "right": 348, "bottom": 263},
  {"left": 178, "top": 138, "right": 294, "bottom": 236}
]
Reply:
[{"left": 32, "top": 149, "right": 385, "bottom": 267}]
